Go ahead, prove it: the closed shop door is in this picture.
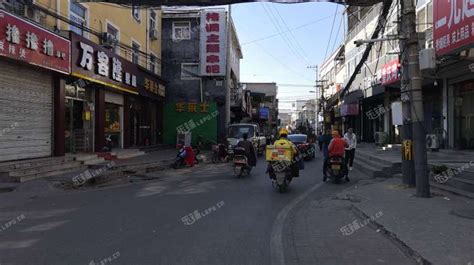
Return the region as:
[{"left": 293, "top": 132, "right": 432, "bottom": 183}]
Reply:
[{"left": 0, "top": 60, "right": 53, "bottom": 162}]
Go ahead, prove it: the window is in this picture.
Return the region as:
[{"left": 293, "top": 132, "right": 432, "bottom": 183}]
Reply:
[
  {"left": 107, "top": 23, "right": 119, "bottom": 54},
  {"left": 132, "top": 5, "right": 140, "bottom": 22},
  {"left": 181, "top": 63, "right": 199, "bottom": 80},
  {"left": 70, "top": 2, "right": 86, "bottom": 36},
  {"left": 132, "top": 42, "right": 140, "bottom": 65},
  {"left": 417, "top": 7, "right": 426, "bottom": 32},
  {"left": 150, "top": 54, "right": 156, "bottom": 74},
  {"left": 150, "top": 10, "right": 157, "bottom": 31},
  {"left": 172, "top": 21, "right": 191, "bottom": 41}
]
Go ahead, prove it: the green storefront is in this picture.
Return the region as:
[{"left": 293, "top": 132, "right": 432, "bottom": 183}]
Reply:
[{"left": 163, "top": 102, "right": 218, "bottom": 146}]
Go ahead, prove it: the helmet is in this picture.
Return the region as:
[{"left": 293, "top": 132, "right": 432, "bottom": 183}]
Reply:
[{"left": 279, "top": 128, "right": 289, "bottom": 137}]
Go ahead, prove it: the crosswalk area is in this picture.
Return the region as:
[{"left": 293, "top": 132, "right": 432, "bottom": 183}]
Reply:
[{"left": 0, "top": 207, "right": 78, "bottom": 264}]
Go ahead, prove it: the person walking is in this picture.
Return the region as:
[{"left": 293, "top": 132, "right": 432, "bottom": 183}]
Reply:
[
  {"left": 343, "top": 128, "right": 357, "bottom": 171},
  {"left": 318, "top": 129, "right": 332, "bottom": 159}
]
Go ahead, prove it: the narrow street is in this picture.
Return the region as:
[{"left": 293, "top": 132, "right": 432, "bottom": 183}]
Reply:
[{"left": 0, "top": 155, "right": 412, "bottom": 265}]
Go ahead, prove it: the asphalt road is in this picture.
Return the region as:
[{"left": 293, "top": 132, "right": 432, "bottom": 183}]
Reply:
[{"left": 0, "top": 153, "right": 411, "bottom": 265}]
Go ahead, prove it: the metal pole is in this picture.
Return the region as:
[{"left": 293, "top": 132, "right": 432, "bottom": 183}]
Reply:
[
  {"left": 225, "top": 5, "right": 232, "bottom": 130},
  {"left": 402, "top": 0, "right": 430, "bottom": 197},
  {"left": 399, "top": 0, "right": 415, "bottom": 187}
]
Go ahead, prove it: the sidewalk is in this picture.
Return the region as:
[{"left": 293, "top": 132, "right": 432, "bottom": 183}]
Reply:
[{"left": 342, "top": 177, "right": 474, "bottom": 265}]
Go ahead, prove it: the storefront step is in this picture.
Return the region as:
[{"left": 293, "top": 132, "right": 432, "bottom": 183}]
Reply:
[
  {"left": 8, "top": 161, "right": 84, "bottom": 178},
  {"left": 0, "top": 161, "right": 88, "bottom": 183},
  {"left": 430, "top": 182, "right": 474, "bottom": 200},
  {"left": 0, "top": 156, "right": 77, "bottom": 171},
  {"left": 69, "top": 154, "right": 106, "bottom": 166}
]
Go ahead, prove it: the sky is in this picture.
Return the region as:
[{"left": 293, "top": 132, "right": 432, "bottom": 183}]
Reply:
[{"left": 231, "top": 2, "right": 346, "bottom": 111}]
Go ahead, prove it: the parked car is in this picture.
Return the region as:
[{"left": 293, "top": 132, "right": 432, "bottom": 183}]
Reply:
[
  {"left": 288, "top": 134, "right": 315, "bottom": 160},
  {"left": 227, "top": 123, "right": 267, "bottom": 156}
]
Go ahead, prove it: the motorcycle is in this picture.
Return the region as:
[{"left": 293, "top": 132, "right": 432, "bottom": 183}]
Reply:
[
  {"left": 267, "top": 160, "right": 294, "bottom": 193},
  {"left": 212, "top": 143, "right": 229, "bottom": 163},
  {"left": 325, "top": 155, "right": 348, "bottom": 183},
  {"left": 172, "top": 145, "right": 199, "bottom": 169},
  {"left": 233, "top": 147, "right": 252, "bottom": 177}
]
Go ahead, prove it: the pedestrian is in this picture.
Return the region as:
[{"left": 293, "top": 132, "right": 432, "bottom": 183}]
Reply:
[
  {"left": 316, "top": 131, "right": 323, "bottom": 151},
  {"left": 319, "top": 129, "right": 332, "bottom": 159},
  {"left": 344, "top": 128, "right": 357, "bottom": 171}
]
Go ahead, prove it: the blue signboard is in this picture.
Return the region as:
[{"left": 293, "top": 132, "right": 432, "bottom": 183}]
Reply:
[{"left": 259, "top": 107, "right": 269, "bottom": 120}]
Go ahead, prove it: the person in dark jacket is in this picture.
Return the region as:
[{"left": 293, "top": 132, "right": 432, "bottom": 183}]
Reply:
[
  {"left": 236, "top": 133, "right": 257, "bottom": 167},
  {"left": 318, "top": 129, "right": 332, "bottom": 159}
]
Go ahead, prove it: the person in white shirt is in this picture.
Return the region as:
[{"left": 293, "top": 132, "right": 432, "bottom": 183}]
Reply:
[{"left": 343, "top": 128, "right": 357, "bottom": 171}]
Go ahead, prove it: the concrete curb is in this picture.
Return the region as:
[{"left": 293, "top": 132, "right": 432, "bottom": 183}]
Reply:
[{"left": 350, "top": 204, "right": 432, "bottom": 265}]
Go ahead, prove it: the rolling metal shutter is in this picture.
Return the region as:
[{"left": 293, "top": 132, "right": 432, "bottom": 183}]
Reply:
[{"left": 0, "top": 60, "right": 53, "bottom": 162}]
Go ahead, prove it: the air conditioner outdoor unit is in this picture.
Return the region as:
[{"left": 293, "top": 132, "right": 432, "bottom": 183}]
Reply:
[
  {"left": 150, "top": 28, "right": 158, "bottom": 40},
  {"left": 374, "top": 132, "right": 387, "bottom": 146},
  {"left": 426, "top": 134, "right": 440, "bottom": 151},
  {"left": 101, "top": 32, "right": 117, "bottom": 49}
]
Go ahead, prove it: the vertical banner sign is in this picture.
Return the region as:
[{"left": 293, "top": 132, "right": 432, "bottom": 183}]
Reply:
[
  {"left": 0, "top": 10, "right": 71, "bottom": 74},
  {"left": 433, "top": 0, "right": 474, "bottom": 55},
  {"left": 200, "top": 9, "right": 227, "bottom": 76}
]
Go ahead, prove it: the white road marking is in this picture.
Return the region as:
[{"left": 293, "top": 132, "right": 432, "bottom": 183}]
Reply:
[
  {"left": 0, "top": 239, "right": 39, "bottom": 249},
  {"left": 20, "top": 220, "right": 69, "bottom": 232},
  {"left": 270, "top": 182, "right": 324, "bottom": 265}
]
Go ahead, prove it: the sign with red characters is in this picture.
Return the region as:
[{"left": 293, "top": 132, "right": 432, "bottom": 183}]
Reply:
[
  {"left": 200, "top": 9, "right": 227, "bottom": 76},
  {"left": 434, "top": 0, "right": 474, "bottom": 55},
  {"left": 381, "top": 59, "right": 400, "bottom": 85},
  {"left": 0, "top": 10, "right": 70, "bottom": 74}
]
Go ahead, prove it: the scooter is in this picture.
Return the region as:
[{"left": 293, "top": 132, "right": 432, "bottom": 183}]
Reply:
[
  {"left": 172, "top": 144, "right": 200, "bottom": 169},
  {"left": 172, "top": 145, "right": 187, "bottom": 169},
  {"left": 267, "top": 160, "right": 294, "bottom": 193},
  {"left": 233, "top": 147, "right": 252, "bottom": 177},
  {"left": 212, "top": 143, "right": 228, "bottom": 163},
  {"left": 325, "top": 155, "right": 349, "bottom": 183}
]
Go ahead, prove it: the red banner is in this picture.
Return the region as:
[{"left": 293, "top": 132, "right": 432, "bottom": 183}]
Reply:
[
  {"left": 381, "top": 59, "right": 400, "bottom": 86},
  {"left": 434, "top": 0, "right": 474, "bottom": 55},
  {"left": 0, "top": 10, "right": 70, "bottom": 74}
]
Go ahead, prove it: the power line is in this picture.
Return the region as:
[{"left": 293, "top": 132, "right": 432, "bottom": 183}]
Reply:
[
  {"left": 330, "top": 13, "right": 344, "bottom": 55},
  {"left": 323, "top": 4, "right": 339, "bottom": 62},
  {"left": 241, "top": 11, "right": 343, "bottom": 46},
  {"left": 254, "top": 42, "right": 313, "bottom": 82},
  {"left": 269, "top": 3, "right": 310, "bottom": 64},
  {"left": 261, "top": 3, "right": 309, "bottom": 66}
]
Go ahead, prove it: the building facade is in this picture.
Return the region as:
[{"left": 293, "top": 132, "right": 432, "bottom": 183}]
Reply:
[
  {"left": 322, "top": 0, "right": 474, "bottom": 151},
  {"left": 242, "top": 82, "right": 278, "bottom": 137},
  {"left": 161, "top": 7, "right": 242, "bottom": 145},
  {"left": 0, "top": 0, "right": 165, "bottom": 162}
]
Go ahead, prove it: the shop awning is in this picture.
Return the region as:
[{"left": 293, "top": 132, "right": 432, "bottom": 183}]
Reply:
[
  {"left": 326, "top": 90, "right": 342, "bottom": 108},
  {"left": 342, "top": 89, "right": 364, "bottom": 104}
]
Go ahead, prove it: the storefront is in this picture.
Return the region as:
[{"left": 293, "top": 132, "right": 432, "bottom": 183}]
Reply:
[
  {"left": 453, "top": 80, "right": 474, "bottom": 149},
  {"left": 70, "top": 32, "right": 143, "bottom": 152},
  {"left": 133, "top": 68, "right": 166, "bottom": 147},
  {"left": 0, "top": 10, "right": 71, "bottom": 162},
  {"left": 433, "top": 0, "right": 474, "bottom": 150}
]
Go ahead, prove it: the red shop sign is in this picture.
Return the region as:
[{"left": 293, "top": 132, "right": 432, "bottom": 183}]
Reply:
[
  {"left": 381, "top": 59, "right": 400, "bottom": 86},
  {"left": 0, "top": 10, "right": 70, "bottom": 74},
  {"left": 434, "top": 0, "right": 474, "bottom": 55}
]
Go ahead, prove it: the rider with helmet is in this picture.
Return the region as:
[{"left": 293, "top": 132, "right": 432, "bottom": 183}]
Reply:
[{"left": 269, "top": 128, "right": 300, "bottom": 178}]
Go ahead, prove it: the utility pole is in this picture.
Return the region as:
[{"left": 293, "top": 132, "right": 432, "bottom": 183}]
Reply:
[
  {"left": 401, "top": 0, "right": 430, "bottom": 197},
  {"left": 225, "top": 5, "right": 232, "bottom": 131},
  {"left": 398, "top": 0, "right": 416, "bottom": 187},
  {"left": 307, "top": 65, "right": 318, "bottom": 133}
]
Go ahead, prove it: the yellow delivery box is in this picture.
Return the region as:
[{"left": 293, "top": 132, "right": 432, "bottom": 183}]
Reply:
[{"left": 266, "top": 143, "right": 294, "bottom": 162}]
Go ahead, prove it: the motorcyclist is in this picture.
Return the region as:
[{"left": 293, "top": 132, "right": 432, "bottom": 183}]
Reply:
[
  {"left": 323, "top": 130, "right": 349, "bottom": 182},
  {"left": 270, "top": 128, "right": 300, "bottom": 178},
  {"left": 236, "top": 133, "right": 257, "bottom": 167}
]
